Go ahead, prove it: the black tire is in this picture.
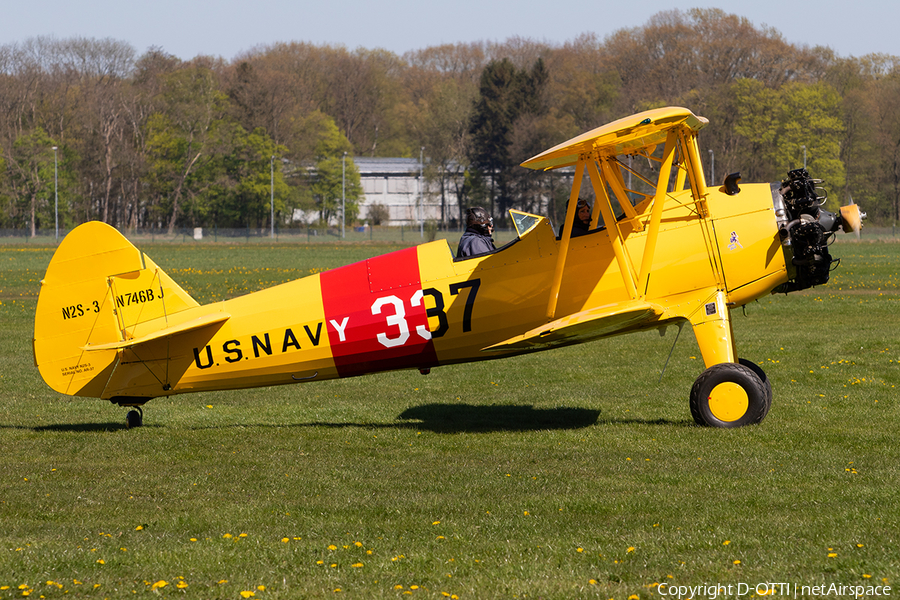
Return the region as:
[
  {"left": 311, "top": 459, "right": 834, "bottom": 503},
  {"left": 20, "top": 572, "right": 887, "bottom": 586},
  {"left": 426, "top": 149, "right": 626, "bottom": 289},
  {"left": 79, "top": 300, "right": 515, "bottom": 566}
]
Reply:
[
  {"left": 125, "top": 409, "right": 143, "bottom": 428},
  {"left": 738, "top": 357, "right": 773, "bottom": 414},
  {"left": 689, "top": 362, "right": 770, "bottom": 428}
]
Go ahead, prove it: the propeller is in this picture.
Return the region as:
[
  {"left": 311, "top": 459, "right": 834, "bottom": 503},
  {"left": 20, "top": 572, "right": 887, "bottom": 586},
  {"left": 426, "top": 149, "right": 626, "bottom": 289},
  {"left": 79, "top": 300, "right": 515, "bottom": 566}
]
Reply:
[{"left": 839, "top": 198, "right": 866, "bottom": 239}]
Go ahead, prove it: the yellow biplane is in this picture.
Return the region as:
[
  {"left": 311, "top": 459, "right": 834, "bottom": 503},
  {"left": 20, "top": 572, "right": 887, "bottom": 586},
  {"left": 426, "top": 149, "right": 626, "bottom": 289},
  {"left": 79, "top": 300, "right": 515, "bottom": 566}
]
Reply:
[{"left": 33, "top": 107, "right": 863, "bottom": 428}]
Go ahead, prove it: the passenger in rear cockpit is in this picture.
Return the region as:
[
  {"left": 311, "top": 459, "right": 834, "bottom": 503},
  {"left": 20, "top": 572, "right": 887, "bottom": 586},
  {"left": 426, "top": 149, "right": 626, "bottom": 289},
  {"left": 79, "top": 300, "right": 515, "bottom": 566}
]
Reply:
[{"left": 558, "top": 198, "right": 592, "bottom": 238}]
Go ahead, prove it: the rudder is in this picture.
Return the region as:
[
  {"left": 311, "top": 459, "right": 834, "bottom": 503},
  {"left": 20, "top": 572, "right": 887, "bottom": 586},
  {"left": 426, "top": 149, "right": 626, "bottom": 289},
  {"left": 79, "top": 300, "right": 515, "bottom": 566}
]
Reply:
[{"left": 33, "top": 222, "right": 199, "bottom": 398}]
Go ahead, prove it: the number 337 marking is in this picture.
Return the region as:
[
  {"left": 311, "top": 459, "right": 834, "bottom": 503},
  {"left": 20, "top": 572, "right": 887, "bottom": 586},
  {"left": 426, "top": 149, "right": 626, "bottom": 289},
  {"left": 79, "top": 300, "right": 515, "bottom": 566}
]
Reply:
[{"left": 370, "top": 280, "right": 480, "bottom": 349}]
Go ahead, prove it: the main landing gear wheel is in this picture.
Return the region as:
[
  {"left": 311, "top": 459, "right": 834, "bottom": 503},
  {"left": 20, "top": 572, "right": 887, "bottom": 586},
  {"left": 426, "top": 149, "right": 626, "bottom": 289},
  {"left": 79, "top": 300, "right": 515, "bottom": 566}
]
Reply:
[
  {"left": 125, "top": 407, "right": 143, "bottom": 429},
  {"left": 690, "top": 362, "right": 771, "bottom": 428}
]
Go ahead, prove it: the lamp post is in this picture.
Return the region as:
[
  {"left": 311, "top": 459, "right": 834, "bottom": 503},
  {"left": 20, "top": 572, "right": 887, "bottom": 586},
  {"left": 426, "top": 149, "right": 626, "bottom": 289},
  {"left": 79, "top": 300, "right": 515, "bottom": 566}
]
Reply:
[
  {"left": 52, "top": 146, "right": 58, "bottom": 241},
  {"left": 270, "top": 155, "right": 275, "bottom": 239},
  {"left": 801, "top": 145, "right": 807, "bottom": 170},
  {"left": 708, "top": 149, "right": 714, "bottom": 186},
  {"left": 419, "top": 146, "right": 424, "bottom": 238},
  {"left": 342, "top": 151, "right": 347, "bottom": 239}
]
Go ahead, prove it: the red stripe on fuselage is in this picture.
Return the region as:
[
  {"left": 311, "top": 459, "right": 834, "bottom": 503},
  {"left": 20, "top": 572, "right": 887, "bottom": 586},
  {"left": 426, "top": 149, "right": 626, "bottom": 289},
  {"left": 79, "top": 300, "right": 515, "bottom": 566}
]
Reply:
[{"left": 320, "top": 247, "right": 437, "bottom": 378}]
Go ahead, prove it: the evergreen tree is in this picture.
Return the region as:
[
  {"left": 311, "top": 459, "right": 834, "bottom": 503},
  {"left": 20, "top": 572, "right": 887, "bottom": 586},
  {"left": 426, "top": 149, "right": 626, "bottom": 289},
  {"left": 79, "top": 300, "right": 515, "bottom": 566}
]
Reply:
[{"left": 469, "top": 58, "right": 549, "bottom": 222}]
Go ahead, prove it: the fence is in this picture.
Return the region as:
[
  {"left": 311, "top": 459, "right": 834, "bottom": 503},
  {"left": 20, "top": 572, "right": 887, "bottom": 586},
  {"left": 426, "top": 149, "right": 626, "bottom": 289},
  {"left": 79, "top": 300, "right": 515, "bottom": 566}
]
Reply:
[
  {"left": 0, "top": 225, "right": 521, "bottom": 247},
  {"left": 3, "top": 224, "right": 897, "bottom": 246}
]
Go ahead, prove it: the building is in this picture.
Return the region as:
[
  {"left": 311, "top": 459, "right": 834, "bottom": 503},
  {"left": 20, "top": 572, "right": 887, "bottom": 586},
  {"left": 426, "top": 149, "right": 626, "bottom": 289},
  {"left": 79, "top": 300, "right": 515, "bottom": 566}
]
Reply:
[
  {"left": 355, "top": 157, "right": 450, "bottom": 227},
  {"left": 292, "top": 156, "right": 571, "bottom": 228}
]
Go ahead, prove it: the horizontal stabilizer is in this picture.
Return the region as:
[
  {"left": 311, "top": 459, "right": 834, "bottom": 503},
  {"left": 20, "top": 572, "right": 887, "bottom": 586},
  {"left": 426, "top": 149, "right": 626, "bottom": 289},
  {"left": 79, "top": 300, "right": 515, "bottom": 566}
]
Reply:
[
  {"left": 483, "top": 300, "right": 663, "bottom": 352},
  {"left": 82, "top": 312, "right": 231, "bottom": 352}
]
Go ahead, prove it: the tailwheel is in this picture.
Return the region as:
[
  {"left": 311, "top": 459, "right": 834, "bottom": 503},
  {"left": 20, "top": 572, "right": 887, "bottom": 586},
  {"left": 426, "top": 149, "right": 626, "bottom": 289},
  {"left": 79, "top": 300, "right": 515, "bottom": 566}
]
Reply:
[
  {"left": 125, "top": 407, "right": 143, "bottom": 429},
  {"left": 690, "top": 362, "right": 770, "bottom": 428}
]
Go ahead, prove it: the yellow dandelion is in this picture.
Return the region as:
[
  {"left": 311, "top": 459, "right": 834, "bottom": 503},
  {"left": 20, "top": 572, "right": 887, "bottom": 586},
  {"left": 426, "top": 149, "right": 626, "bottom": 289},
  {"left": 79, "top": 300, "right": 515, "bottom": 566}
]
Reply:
[
  {"left": 352, "top": 562, "right": 364, "bottom": 568},
  {"left": 176, "top": 582, "right": 188, "bottom": 589},
  {"left": 151, "top": 581, "right": 167, "bottom": 590},
  {"left": 723, "top": 540, "right": 731, "bottom": 545},
  {"left": 223, "top": 533, "right": 233, "bottom": 539},
  {"left": 240, "top": 592, "right": 255, "bottom": 598},
  {"left": 828, "top": 552, "right": 838, "bottom": 558},
  {"left": 135, "top": 525, "right": 143, "bottom": 531},
  {"left": 282, "top": 537, "right": 290, "bottom": 543},
  {"left": 257, "top": 585, "right": 266, "bottom": 591},
  {"left": 733, "top": 560, "right": 741, "bottom": 565},
  {"left": 627, "top": 546, "right": 635, "bottom": 553},
  {"left": 328, "top": 544, "right": 337, "bottom": 550}
]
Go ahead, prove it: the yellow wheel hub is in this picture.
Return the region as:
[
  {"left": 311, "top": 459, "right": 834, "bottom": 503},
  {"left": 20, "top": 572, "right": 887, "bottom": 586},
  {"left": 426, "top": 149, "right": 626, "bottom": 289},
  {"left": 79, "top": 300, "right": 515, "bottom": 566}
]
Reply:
[{"left": 707, "top": 382, "right": 749, "bottom": 422}]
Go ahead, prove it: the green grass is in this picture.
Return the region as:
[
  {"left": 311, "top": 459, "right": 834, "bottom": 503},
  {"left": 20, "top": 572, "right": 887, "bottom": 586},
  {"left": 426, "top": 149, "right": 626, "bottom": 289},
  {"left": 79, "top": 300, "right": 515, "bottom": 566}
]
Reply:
[{"left": 1, "top": 240, "right": 899, "bottom": 598}]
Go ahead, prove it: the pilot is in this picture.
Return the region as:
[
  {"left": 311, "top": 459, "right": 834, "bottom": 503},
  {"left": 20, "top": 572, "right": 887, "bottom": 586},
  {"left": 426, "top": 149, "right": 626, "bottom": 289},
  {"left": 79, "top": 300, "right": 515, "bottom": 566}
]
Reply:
[
  {"left": 558, "top": 198, "right": 592, "bottom": 238},
  {"left": 457, "top": 207, "right": 496, "bottom": 258}
]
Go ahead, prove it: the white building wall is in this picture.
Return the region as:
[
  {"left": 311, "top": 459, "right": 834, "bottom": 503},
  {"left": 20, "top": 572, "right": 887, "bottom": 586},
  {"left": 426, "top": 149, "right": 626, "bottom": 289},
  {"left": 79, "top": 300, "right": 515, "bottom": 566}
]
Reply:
[{"left": 355, "top": 158, "right": 445, "bottom": 227}]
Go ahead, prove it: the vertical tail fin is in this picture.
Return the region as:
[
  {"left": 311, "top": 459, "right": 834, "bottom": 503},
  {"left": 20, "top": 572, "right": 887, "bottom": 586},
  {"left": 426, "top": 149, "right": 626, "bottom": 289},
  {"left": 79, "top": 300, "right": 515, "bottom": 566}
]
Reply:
[{"left": 34, "top": 222, "right": 199, "bottom": 398}]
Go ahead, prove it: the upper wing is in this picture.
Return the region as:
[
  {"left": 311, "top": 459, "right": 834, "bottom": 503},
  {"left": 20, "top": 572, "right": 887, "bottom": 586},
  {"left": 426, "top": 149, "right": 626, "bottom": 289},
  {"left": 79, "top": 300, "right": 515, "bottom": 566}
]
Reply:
[
  {"left": 520, "top": 106, "right": 708, "bottom": 172},
  {"left": 483, "top": 299, "right": 664, "bottom": 352}
]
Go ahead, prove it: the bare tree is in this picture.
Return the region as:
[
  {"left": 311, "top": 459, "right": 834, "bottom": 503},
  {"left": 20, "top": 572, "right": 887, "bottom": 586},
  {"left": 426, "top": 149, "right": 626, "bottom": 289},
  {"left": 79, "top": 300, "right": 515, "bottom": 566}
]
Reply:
[{"left": 59, "top": 37, "right": 136, "bottom": 224}]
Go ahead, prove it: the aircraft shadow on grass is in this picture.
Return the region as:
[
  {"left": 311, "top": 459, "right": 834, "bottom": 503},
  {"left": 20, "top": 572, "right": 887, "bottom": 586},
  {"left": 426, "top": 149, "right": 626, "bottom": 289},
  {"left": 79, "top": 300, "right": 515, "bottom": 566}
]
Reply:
[
  {"left": 396, "top": 403, "right": 601, "bottom": 433},
  {"left": 18, "top": 404, "right": 691, "bottom": 433},
  {"left": 29, "top": 422, "right": 129, "bottom": 432},
  {"left": 394, "top": 404, "right": 693, "bottom": 431}
]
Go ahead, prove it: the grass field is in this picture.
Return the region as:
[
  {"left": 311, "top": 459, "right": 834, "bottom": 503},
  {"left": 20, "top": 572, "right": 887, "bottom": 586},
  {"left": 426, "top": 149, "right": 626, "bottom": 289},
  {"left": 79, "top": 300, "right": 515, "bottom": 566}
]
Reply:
[{"left": 1, "top": 239, "right": 899, "bottom": 599}]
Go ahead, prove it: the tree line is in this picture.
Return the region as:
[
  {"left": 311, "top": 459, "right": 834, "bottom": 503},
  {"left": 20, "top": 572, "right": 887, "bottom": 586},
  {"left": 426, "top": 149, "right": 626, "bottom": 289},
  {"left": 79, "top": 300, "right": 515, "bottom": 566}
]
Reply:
[{"left": 2, "top": 8, "right": 899, "bottom": 236}]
